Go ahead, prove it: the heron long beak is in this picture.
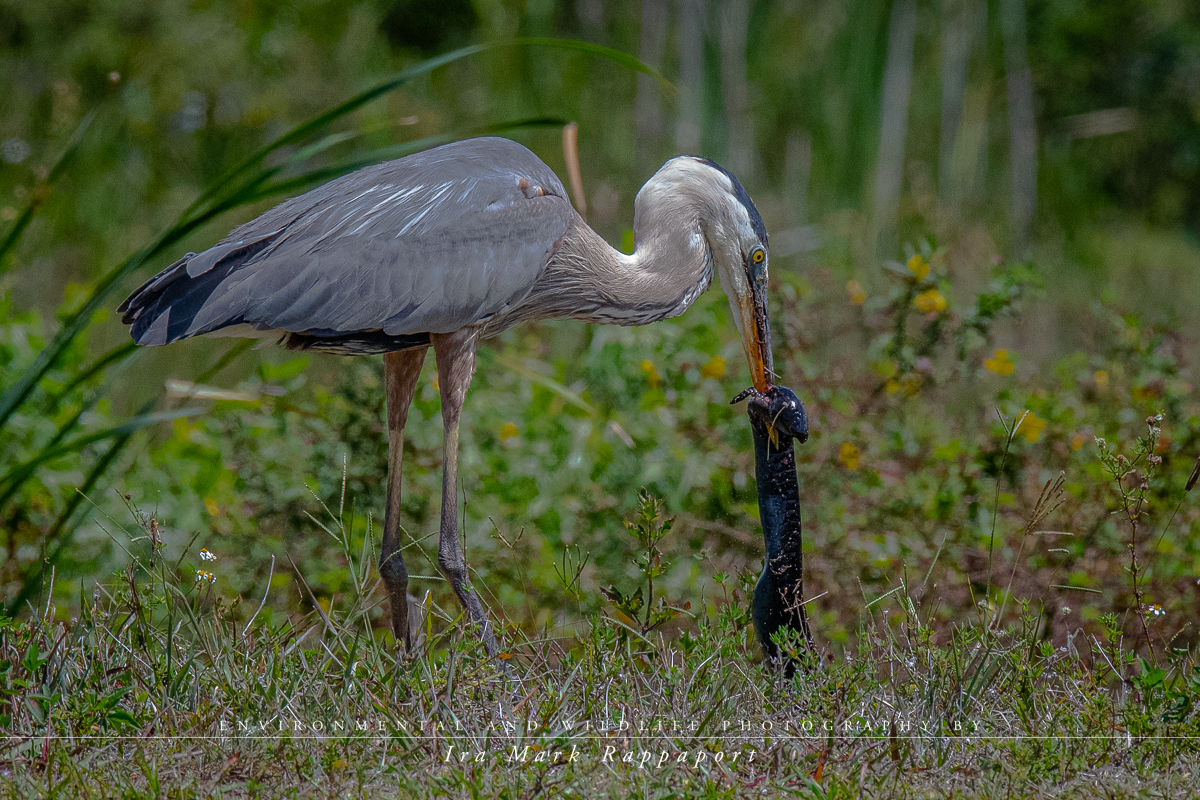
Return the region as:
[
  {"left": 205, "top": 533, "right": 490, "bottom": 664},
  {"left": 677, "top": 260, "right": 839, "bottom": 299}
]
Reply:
[{"left": 736, "top": 272, "right": 774, "bottom": 393}]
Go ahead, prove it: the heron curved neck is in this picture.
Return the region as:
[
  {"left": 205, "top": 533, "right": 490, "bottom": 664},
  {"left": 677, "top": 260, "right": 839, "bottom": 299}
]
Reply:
[{"left": 538, "top": 204, "right": 713, "bottom": 326}]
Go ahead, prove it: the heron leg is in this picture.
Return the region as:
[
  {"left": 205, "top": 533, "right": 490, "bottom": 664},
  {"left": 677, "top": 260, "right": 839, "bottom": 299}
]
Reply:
[
  {"left": 430, "top": 328, "right": 500, "bottom": 656},
  {"left": 381, "top": 347, "right": 428, "bottom": 652}
]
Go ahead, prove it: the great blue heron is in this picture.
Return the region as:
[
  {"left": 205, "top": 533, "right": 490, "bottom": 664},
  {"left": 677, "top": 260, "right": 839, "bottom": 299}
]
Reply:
[{"left": 118, "top": 136, "right": 773, "bottom": 654}]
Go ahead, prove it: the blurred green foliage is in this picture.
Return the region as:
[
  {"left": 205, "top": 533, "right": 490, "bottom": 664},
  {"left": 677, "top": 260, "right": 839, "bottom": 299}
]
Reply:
[{"left": 0, "top": 0, "right": 1198, "bottom": 659}]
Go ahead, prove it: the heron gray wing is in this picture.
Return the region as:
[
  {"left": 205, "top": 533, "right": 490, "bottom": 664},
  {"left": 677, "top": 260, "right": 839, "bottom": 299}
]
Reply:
[{"left": 121, "top": 137, "right": 573, "bottom": 347}]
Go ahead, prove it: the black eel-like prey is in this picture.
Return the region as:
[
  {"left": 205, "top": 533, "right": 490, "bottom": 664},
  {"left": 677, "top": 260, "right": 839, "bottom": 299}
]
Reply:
[{"left": 736, "top": 385, "right": 812, "bottom": 666}]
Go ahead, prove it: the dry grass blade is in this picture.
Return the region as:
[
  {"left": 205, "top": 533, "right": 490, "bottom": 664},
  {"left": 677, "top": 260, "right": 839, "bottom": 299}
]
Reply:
[
  {"left": 992, "top": 472, "right": 1068, "bottom": 630},
  {"left": 562, "top": 122, "right": 587, "bottom": 219},
  {"left": 241, "top": 555, "right": 275, "bottom": 638},
  {"left": 1025, "top": 471, "right": 1066, "bottom": 534}
]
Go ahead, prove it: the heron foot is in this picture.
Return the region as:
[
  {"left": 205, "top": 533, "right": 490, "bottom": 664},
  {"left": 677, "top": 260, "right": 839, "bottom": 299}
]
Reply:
[
  {"left": 380, "top": 535, "right": 413, "bottom": 652},
  {"left": 384, "top": 595, "right": 427, "bottom": 678},
  {"left": 438, "top": 555, "right": 501, "bottom": 657}
]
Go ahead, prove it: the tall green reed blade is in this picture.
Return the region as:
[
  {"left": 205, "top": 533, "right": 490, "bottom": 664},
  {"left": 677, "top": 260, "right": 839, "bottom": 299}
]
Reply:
[
  {"left": 180, "top": 44, "right": 484, "bottom": 219},
  {"left": 1, "top": 343, "right": 142, "bottom": 497},
  {"left": 4, "top": 313, "right": 183, "bottom": 616},
  {"left": 1, "top": 333, "right": 252, "bottom": 619},
  {"left": 232, "top": 117, "right": 570, "bottom": 207},
  {"left": 3, "top": 394, "right": 172, "bottom": 618},
  {"left": 46, "top": 342, "right": 139, "bottom": 406},
  {"left": 0, "top": 343, "right": 144, "bottom": 518},
  {"left": 184, "top": 38, "right": 666, "bottom": 221},
  {"left": 0, "top": 111, "right": 96, "bottom": 275},
  {"left": 0, "top": 407, "right": 202, "bottom": 495}
]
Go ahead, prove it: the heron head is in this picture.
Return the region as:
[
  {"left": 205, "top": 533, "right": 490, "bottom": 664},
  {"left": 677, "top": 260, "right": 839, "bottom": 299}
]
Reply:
[{"left": 667, "top": 157, "right": 773, "bottom": 392}]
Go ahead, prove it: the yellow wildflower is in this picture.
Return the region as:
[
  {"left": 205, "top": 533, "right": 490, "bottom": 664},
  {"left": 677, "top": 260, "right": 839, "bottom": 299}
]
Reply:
[
  {"left": 984, "top": 349, "right": 1014, "bottom": 375},
  {"left": 1131, "top": 385, "right": 1158, "bottom": 402},
  {"left": 1094, "top": 370, "right": 1109, "bottom": 391},
  {"left": 906, "top": 254, "right": 930, "bottom": 281},
  {"left": 1018, "top": 411, "right": 1046, "bottom": 442},
  {"left": 700, "top": 355, "right": 726, "bottom": 379},
  {"left": 846, "top": 279, "right": 866, "bottom": 306},
  {"left": 913, "top": 289, "right": 946, "bottom": 314},
  {"left": 838, "top": 442, "right": 860, "bottom": 470},
  {"left": 885, "top": 379, "right": 900, "bottom": 394},
  {"left": 499, "top": 422, "right": 520, "bottom": 442},
  {"left": 871, "top": 359, "right": 899, "bottom": 379},
  {"left": 1070, "top": 432, "right": 1086, "bottom": 451},
  {"left": 640, "top": 360, "right": 661, "bottom": 387}
]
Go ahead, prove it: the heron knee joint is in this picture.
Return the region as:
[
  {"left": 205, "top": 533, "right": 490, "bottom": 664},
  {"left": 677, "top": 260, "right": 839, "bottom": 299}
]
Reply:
[
  {"left": 379, "top": 551, "right": 409, "bottom": 585},
  {"left": 437, "top": 555, "right": 468, "bottom": 585}
]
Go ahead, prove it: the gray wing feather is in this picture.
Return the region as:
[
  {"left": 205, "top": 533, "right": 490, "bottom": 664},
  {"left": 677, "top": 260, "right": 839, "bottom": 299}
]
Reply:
[{"left": 124, "top": 137, "right": 573, "bottom": 345}]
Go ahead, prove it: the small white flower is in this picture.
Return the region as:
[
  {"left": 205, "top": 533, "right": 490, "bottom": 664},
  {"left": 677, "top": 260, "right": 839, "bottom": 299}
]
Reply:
[
  {"left": 1061, "top": 606, "right": 1071, "bottom": 616},
  {"left": 199, "top": 548, "right": 216, "bottom": 562}
]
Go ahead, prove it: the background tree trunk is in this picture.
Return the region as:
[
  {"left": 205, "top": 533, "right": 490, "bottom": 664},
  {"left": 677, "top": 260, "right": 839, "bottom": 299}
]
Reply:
[{"left": 872, "top": 0, "right": 917, "bottom": 257}]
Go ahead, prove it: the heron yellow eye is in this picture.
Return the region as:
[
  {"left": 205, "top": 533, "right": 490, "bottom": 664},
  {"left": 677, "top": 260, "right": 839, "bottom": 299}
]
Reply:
[{"left": 752, "top": 249, "right": 765, "bottom": 264}]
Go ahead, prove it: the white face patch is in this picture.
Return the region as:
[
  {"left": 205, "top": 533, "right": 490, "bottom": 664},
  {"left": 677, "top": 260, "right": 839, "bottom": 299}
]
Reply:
[{"left": 671, "top": 157, "right": 761, "bottom": 255}]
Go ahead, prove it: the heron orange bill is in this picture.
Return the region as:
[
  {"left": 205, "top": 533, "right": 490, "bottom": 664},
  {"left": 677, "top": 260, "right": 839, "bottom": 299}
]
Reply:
[{"left": 735, "top": 293, "right": 773, "bottom": 393}]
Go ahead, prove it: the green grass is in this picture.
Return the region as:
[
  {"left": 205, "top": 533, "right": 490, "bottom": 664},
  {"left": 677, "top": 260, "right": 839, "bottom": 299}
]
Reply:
[{"left": 0, "top": 487, "right": 1197, "bottom": 799}]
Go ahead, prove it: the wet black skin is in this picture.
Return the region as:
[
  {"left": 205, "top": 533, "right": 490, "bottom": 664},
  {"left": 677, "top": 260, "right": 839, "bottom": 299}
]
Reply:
[{"left": 735, "top": 385, "right": 811, "bottom": 668}]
